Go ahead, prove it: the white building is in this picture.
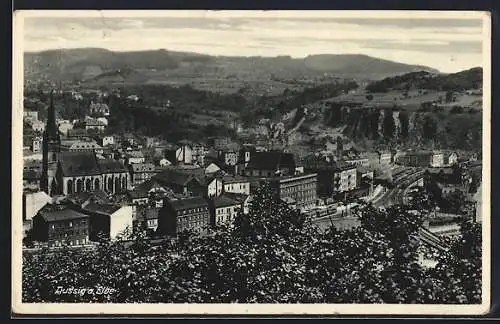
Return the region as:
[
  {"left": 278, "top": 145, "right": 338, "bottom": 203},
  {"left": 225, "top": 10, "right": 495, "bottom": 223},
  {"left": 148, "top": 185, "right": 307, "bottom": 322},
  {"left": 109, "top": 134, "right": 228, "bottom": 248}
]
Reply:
[
  {"left": 222, "top": 176, "right": 251, "bottom": 195},
  {"left": 102, "top": 136, "right": 114, "bottom": 147},
  {"left": 207, "top": 176, "right": 224, "bottom": 198},
  {"left": 23, "top": 191, "right": 53, "bottom": 221},
  {"left": 212, "top": 195, "right": 241, "bottom": 226}
]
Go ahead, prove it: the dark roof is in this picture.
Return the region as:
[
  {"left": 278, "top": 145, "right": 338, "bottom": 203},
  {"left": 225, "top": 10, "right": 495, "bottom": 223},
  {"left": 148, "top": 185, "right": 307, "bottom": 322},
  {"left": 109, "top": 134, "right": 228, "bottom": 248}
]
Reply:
[
  {"left": 222, "top": 175, "right": 250, "bottom": 184},
  {"left": 23, "top": 169, "right": 40, "bottom": 180},
  {"left": 59, "top": 151, "right": 101, "bottom": 177},
  {"left": 145, "top": 207, "right": 160, "bottom": 219},
  {"left": 39, "top": 208, "right": 89, "bottom": 222},
  {"left": 130, "top": 163, "right": 156, "bottom": 173},
  {"left": 128, "top": 189, "right": 149, "bottom": 199},
  {"left": 155, "top": 169, "right": 202, "bottom": 187},
  {"left": 67, "top": 190, "right": 111, "bottom": 206},
  {"left": 213, "top": 195, "right": 240, "bottom": 208},
  {"left": 168, "top": 196, "right": 208, "bottom": 210},
  {"left": 222, "top": 192, "right": 250, "bottom": 204},
  {"left": 98, "top": 159, "right": 127, "bottom": 173},
  {"left": 83, "top": 202, "right": 122, "bottom": 215},
  {"left": 247, "top": 151, "right": 296, "bottom": 170}
]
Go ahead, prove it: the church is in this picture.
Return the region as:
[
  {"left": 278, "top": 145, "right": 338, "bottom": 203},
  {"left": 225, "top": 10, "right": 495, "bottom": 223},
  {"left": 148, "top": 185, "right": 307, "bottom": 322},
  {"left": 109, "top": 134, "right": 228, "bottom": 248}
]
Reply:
[{"left": 40, "top": 92, "right": 129, "bottom": 197}]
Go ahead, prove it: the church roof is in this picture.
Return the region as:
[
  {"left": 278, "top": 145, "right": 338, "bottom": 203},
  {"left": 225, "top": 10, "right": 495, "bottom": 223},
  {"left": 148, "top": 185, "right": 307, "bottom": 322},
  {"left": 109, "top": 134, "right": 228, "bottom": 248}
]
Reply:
[
  {"left": 59, "top": 152, "right": 101, "bottom": 177},
  {"left": 59, "top": 152, "right": 127, "bottom": 177}
]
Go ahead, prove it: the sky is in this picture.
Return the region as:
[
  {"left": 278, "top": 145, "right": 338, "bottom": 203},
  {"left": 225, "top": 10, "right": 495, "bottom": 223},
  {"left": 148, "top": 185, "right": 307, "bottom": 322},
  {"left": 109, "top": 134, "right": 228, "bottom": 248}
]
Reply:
[{"left": 20, "top": 11, "right": 487, "bottom": 73}]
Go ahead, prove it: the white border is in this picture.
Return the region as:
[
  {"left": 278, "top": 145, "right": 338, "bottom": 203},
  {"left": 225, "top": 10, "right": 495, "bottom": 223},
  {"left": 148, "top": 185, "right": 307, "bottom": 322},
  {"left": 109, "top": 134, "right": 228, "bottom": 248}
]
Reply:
[{"left": 12, "top": 10, "right": 492, "bottom": 316}]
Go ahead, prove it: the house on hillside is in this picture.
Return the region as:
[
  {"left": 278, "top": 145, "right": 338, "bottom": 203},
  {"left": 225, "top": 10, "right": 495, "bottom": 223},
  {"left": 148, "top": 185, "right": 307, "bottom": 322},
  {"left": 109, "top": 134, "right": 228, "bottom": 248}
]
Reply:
[
  {"left": 244, "top": 151, "right": 296, "bottom": 177},
  {"left": 154, "top": 169, "right": 205, "bottom": 196}
]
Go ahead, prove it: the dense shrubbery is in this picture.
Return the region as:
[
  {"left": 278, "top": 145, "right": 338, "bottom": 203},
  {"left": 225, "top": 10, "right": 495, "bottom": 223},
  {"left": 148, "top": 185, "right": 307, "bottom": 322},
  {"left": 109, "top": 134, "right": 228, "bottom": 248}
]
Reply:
[{"left": 23, "top": 185, "right": 482, "bottom": 304}]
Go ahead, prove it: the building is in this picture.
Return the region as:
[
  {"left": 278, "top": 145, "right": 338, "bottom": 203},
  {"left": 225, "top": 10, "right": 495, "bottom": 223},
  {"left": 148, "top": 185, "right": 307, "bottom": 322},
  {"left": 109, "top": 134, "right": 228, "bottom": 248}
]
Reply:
[
  {"left": 207, "top": 175, "right": 224, "bottom": 198},
  {"left": 23, "top": 170, "right": 41, "bottom": 191},
  {"left": 31, "top": 137, "right": 42, "bottom": 153},
  {"left": 85, "top": 119, "right": 106, "bottom": 132},
  {"left": 344, "top": 158, "right": 370, "bottom": 168},
  {"left": 210, "top": 195, "right": 241, "bottom": 226},
  {"left": 89, "top": 102, "right": 110, "bottom": 116},
  {"left": 32, "top": 205, "right": 90, "bottom": 247},
  {"left": 57, "top": 120, "right": 73, "bottom": 135},
  {"left": 82, "top": 202, "right": 133, "bottom": 240},
  {"left": 260, "top": 173, "right": 318, "bottom": 211},
  {"left": 223, "top": 193, "right": 252, "bottom": 214},
  {"left": 31, "top": 120, "right": 45, "bottom": 132},
  {"left": 145, "top": 207, "right": 159, "bottom": 231},
  {"left": 205, "top": 162, "right": 222, "bottom": 175},
  {"left": 23, "top": 110, "right": 39, "bottom": 122},
  {"left": 154, "top": 169, "right": 205, "bottom": 196},
  {"left": 67, "top": 140, "right": 104, "bottom": 155},
  {"left": 303, "top": 155, "right": 357, "bottom": 197},
  {"left": 219, "top": 150, "right": 239, "bottom": 167},
  {"left": 40, "top": 91, "right": 62, "bottom": 195},
  {"left": 126, "top": 150, "right": 145, "bottom": 165},
  {"left": 102, "top": 136, "right": 115, "bottom": 147},
  {"left": 165, "top": 144, "right": 193, "bottom": 165},
  {"left": 158, "top": 196, "right": 210, "bottom": 235},
  {"left": 222, "top": 175, "right": 251, "bottom": 195},
  {"left": 22, "top": 191, "right": 52, "bottom": 222},
  {"left": 244, "top": 151, "right": 296, "bottom": 177},
  {"left": 191, "top": 144, "right": 206, "bottom": 166},
  {"left": 50, "top": 151, "right": 129, "bottom": 196},
  {"left": 446, "top": 152, "right": 459, "bottom": 166},
  {"left": 396, "top": 151, "right": 445, "bottom": 168},
  {"left": 377, "top": 151, "right": 392, "bottom": 165},
  {"left": 129, "top": 163, "right": 156, "bottom": 187}
]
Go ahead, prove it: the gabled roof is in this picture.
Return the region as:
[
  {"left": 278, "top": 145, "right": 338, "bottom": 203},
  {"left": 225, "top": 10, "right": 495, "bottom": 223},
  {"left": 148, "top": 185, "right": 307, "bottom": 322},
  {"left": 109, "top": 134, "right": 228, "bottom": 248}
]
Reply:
[
  {"left": 39, "top": 207, "right": 89, "bottom": 222},
  {"left": 222, "top": 175, "right": 250, "bottom": 184},
  {"left": 67, "top": 190, "right": 111, "bottom": 206},
  {"left": 59, "top": 151, "right": 101, "bottom": 177},
  {"left": 83, "top": 202, "right": 122, "bottom": 216},
  {"left": 247, "top": 151, "right": 296, "bottom": 171},
  {"left": 168, "top": 196, "right": 208, "bottom": 210},
  {"left": 155, "top": 170, "right": 201, "bottom": 187},
  {"left": 213, "top": 195, "right": 240, "bottom": 208},
  {"left": 98, "top": 159, "right": 127, "bottom": 173}
]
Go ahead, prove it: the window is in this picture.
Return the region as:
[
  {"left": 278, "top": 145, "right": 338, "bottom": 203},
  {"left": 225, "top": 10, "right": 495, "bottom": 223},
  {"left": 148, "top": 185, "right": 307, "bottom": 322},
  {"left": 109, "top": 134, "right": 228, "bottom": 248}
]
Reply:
[
  {"left": 51, "top": 224, "right": 55, "bottom": 230},
  {"left": 69, "top": 221, "right": 73, "bottom": 227}
]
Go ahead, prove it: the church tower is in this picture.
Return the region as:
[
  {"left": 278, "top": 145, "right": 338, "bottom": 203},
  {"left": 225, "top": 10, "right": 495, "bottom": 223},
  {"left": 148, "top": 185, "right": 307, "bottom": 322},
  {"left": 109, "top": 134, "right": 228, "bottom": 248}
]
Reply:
[{"left": 40, "top": 90, "right": 61, "bottom": 195}]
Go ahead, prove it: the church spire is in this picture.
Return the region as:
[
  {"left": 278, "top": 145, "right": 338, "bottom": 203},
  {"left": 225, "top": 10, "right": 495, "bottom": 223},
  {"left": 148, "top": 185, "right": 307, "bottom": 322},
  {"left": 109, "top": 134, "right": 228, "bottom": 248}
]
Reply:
[{"left": 45, "top": 89, "right": 58, "bottom": 138}]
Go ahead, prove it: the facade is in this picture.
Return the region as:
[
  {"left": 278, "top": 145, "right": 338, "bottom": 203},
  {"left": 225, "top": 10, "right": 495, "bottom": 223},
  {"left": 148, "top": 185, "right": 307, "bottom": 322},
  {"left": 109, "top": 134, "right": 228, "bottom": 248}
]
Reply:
[
  {"left": 127, "top": 151, "right": 146, "bottom": 164},
  {"left": 32, "top": 137, "right": 42, "bottom": 153},
  {"left": 85, "top": 118, "right": 106, "bottom": 132},
  {"left": 31, "top": 120, "right": 45, "bottom": 132},
  {"left": 102, "top": 136, "right": 114, "bottom": 147},
  {"left": 83, "top": 203, "right": 133, "bottom": 240},
  {"left": 244, "top": 151, "right": 296, "bottom": 177},
  {"left": 222, "top": 176, "right": 251, "bottom": 195},
  {"left": 261, "top": 173, "right": 318, "bottom": 211},
  {"left": 344, "top": 158, "right": 370, "bottom": 168},
  {"left": 191, "top": 144, "right": 206, "bottom": 166},
  {"left": 446, "top": 152, "right": 459, "bottom": 166},
  {"left": 207, "top": 176, "right": 224, "bottom": 198},
  {"left": 158, "top": 197, "right": 210, "bottom": 235},
  {"left": 210, "top": 195, "right": 241, "bottom": 226},
  {"left": 145, "top": 207, "right": 159, "bottom": 231},
  {"left": 129, "top": 163, "right": 156, "bottom": 187},
  {"left": 303, "top": 156, "right": 357, "bottom": 197},
  {"left": 23, "top": 191, "right": 52, "bottom": 221},
  {"left": 89, "top": 102, "right": 110, "bottom": 116},
  {"left": 165, "top": 145, "right": 193, "bottom": 165},
  {"left": 32, "top": 206, "right": 90, "bottom": 247},
  {"left": 333, "top": 164, "right": 358, "bottom": 193},
  {"left": 377, "top": 151, "right": 392, "bottom": 165},
  {"left": 219, "top": 150, "right": 239, "bottom": 167},
  {"left": 23, "top": 110, "right": 39, "bottom": 122},
  {"left": 396, "top": 151, "right": 445, "bottom": 168}
]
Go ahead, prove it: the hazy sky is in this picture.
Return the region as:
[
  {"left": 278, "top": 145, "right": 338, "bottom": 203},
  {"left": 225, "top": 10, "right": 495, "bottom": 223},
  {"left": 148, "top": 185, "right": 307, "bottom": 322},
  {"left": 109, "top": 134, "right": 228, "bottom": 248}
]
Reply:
[{"left": 21, "top": 11, "right": 487, "bottom": 73}]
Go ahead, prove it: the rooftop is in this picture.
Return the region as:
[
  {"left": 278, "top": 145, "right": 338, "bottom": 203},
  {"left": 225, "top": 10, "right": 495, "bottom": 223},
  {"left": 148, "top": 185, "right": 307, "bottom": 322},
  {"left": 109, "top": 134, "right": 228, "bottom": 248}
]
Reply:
[
  {"left": 168, "top": 196, "right": 209, "bottom": 210},
  {"left": 130, "top": 163, "right": 156, "bottom": 173},
  {"left": 39, "top": 207, "right": 89, "bottom": 222},
  {"left": 83, "top": 202, "right": 122, "bottom": 215},
  {"left": 247, "top": 151, "right": 296, "bottom": 171},
  {"left": 213, "top": 195, "right": 240, "bottom": 208}
]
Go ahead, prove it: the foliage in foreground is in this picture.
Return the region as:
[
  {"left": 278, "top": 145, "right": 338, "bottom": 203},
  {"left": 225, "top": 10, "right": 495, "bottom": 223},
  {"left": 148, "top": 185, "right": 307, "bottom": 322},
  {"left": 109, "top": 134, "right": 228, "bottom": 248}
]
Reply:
[{"left": 22, "top": 185, "right": 482, "bottom": 304}]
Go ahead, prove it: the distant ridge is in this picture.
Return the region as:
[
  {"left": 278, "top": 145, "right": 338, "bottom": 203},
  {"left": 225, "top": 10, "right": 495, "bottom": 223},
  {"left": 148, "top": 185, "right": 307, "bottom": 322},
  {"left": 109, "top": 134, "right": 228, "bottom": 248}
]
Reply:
[{"left": 24, "top": 48, "right": 440, "bottom": 83}]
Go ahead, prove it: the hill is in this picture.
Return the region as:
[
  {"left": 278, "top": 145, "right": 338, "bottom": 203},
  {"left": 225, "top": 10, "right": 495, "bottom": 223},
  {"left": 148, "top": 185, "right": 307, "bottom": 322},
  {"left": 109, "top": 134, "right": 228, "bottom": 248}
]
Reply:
[
  {"left": 365, "top": 67, "right": 482, "bottom": 93},
  {"left": 24, "top": 48, "right": 439, "bottom": 92}
]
